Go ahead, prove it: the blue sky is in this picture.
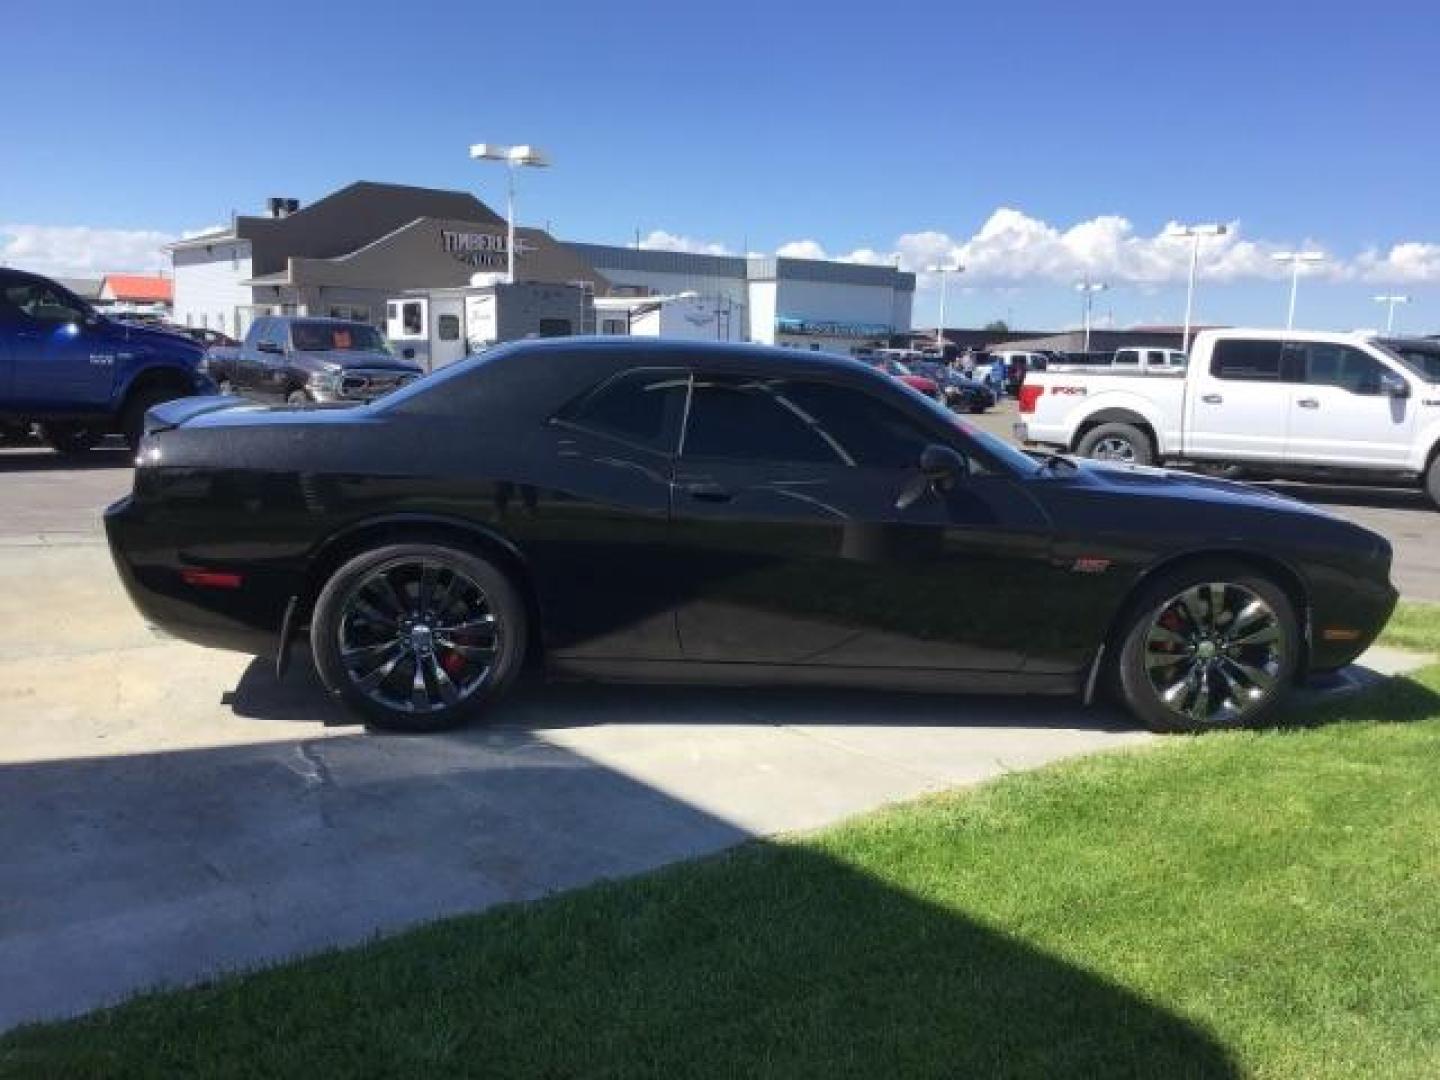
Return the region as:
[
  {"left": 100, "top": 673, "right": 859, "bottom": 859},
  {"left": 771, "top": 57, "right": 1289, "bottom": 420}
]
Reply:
[{"left": 3, "top": 0, "right": 1437, "bottom": 332}]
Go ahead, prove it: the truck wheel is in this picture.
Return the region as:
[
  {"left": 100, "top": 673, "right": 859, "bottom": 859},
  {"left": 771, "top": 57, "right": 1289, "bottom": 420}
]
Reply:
[
  {"left": 122, "top": 385, "right": 185, "bottom": 450},
  {"left": 310, "top": 542, "right": 528, "bottom": 732},
  {"left": 287, "top": 390, "right": 310, "bottom": 406},
  {"left": 1115, "top": 560, "right": 1300, "bottom": 733},
  {"left": 1076, "top": 422, "right": 1154, "bottom": 466},
  {"left": 1426, "top": 455, "right": 1440, "bottom": 511},
  {"left": 41, "top": 423, "right": 101, "bottom": 457},
  {"left": 218, "top": 379, "right": 235, "bottom": 396}
]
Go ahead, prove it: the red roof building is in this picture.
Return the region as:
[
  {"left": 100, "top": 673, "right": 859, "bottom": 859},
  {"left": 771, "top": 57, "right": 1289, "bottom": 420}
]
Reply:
[{"left": 99, "top": 274, "right": 173, "bottom": 305}]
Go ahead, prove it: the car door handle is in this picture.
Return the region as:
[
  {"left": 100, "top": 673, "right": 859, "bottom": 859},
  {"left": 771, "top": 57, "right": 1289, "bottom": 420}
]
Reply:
[
  {"left": 681, "top": 481, "right": 733, "bottom": 503},
  {"left": 1297, "top": 398, "right": 1319, "bottom": 409},
  {"left": 1200, "top": 393, "right": 1223, "bottom": 404}
]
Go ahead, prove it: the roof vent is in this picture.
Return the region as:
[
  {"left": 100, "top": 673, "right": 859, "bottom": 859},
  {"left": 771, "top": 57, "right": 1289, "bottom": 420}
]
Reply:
[{"left": 266, "top": 197, "right": 300, "bottom": 218}]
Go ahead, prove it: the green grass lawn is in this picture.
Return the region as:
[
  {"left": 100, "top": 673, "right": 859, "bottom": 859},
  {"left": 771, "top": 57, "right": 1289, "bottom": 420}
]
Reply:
[
  {"left": 4, "top": 615, "right": 1440, "bottom": 1078},
  {"left": 1381, "top": 601, "right": 1440, "bottom": 655}
]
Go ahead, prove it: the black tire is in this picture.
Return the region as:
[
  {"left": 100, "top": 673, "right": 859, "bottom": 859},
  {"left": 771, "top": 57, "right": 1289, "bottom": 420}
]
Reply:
[
  {"left": 1426, "top": 454, "right": 1440, "bottom": 511},
  {"left": 1115, "top": 560, "right": 1300, "bottom": 734},
  {"left": 121, "top": 385, "right": 185, "bottom": 450},
  {"left": 287, "top": 389, "right": 309, "bottom": 406},
  {"left": 310, "top": 542, "right": 528, "bottom": 732},
  {"left": 1076, "top": 422, "right": 1155, "bottom": 466},
  {"left": 967, "top": 402, "right": 988, "bottom": 414},
  {"left": 218, "top": 379, "right": 235, "bottom": 396},
  {"left": 41, "top": 422, "right": 101, "bottom": 456}
]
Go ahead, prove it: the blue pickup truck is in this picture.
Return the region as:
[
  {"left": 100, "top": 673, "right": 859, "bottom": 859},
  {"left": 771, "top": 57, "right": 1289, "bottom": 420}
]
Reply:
[{"left": 0, "top": 268, "right": 213, "bottom": 453}]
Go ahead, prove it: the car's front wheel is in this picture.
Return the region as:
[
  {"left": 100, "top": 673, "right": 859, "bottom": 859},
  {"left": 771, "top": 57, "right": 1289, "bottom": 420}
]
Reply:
[
  {"left": 1116, "top": 561, "right": 1300, "bottom": 733},
  {"left": 1426, "top": 454, "right": 1440, "bottom": 511},
  {"left": 310, "top": 543, "right": 528, "bottom": 732}
]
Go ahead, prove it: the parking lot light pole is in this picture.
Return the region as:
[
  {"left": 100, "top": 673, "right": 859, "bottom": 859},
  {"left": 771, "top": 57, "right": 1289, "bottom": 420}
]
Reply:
[
  {"left": 1270, "top": 250, "right": 1324, "bottom": 330},
  {"left": 927, "top": 263, "right": 964, "bottom": 352},
  {"left": 1167, "top": 223, "right": 1227, "bottom": 353},
  {"left": 469, "top": 143, "right": 551, "bottom": 284},
  {"left": 1373, "top": 294, "right": 1411, "bottom": 334},
  {"left": 1075, "top": 279, "right": 1108, "bottom": 352}
]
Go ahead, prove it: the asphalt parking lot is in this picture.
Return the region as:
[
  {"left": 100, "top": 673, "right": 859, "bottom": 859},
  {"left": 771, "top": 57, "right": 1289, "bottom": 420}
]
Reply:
[{"left": 0, "top": 428, "right": 1433, "bottom": 1029}]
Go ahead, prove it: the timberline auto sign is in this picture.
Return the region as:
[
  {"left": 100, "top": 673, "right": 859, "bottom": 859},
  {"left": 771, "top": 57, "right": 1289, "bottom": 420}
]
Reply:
[
  {"left": 442, "top": 230, "right": 509, "bottom": 269},
  {"left": 441, "top": 230, "right": 540, "bottom": 269}
]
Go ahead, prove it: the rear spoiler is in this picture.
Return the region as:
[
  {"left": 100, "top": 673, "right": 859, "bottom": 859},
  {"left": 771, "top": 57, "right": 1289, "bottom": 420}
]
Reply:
[{"left": 143, "top": 395, "right": 249, "bottom": 437}]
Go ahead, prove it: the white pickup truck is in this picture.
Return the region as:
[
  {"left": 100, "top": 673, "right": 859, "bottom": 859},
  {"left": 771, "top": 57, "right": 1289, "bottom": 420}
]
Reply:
[{"left": 1017, "top": 329, "right": 1440, "bottom": 508}]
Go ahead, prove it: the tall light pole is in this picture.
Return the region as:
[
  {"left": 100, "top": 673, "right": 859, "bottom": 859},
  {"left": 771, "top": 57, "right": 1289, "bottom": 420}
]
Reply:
[
  {"left": 1270, "top": 250, "right": 1324, "bottom": 330},
  {"left": 1075, "top": 279, "right": 1108, "bottom": 352},
  {"left": 927, "top": 263, "right": 964, "bottom": 352},
  {"left": 469, "top": 143, "right": 550, "bottom": 284},
  {"left": 1373, "top": 294, "right": 1411, "bottom": 334},
  {"left": 1167, "top": 222, "right": 1227, "bottom": 353}
]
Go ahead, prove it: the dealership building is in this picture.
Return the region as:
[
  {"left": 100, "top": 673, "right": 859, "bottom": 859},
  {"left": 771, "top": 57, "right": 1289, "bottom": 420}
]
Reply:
[{"left": 168, "top": 181, "right": 914, "bottom": 352}]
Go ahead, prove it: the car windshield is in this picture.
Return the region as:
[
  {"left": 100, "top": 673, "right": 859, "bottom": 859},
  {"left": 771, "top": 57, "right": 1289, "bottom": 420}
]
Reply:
[
  {"left": 1381, "top": 342, "right": 1440, "bottom": 383},
  {"left": 291, "top": 321, "right": 390, "bottom": 353}
]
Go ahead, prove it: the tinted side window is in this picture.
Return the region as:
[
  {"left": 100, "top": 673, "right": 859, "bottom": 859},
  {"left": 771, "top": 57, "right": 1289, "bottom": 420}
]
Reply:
[
  {"left": 558, "top": 369, "right": 687, "bottom": 453},
  {"left": 1287, "top": 342, "right": 1386, "bottom": 395},
  {"left": 683, "top": 378, "right": 835, "bottom": 464},
  {"left": 2, "top": 280, "right": 86, "bottom": 325},
  {"left": 1211, "top": 339, "right": 1284, "bottom": 381},
  {"left": 777, "top": 381, "right": 932, "bottom": 468}
]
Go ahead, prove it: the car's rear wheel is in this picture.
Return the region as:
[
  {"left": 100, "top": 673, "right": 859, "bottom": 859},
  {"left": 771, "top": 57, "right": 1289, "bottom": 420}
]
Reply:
[
  {"left": 41, "top": 422, "right": 102, "bottom": 456},
  {"left": 218, "top": 379, "right": 235, "bottom": 395},
  {"left": 1076, "top": 422, "right": 1154, "bottom": 466},
  {"left": 1116, "top": 561, "right": 1299, "bottom": 733},
  {"left": 310, "top": 543, "right": 527, "bottom": 732},
  {"left": 287, "top": 389, "right": 309, "bottom": 406}
]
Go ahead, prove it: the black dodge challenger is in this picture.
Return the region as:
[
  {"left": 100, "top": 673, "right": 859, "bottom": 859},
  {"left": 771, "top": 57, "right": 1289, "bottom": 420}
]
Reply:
[{"left": 105, "top": 338, "right": 1398, "bottom": 733}]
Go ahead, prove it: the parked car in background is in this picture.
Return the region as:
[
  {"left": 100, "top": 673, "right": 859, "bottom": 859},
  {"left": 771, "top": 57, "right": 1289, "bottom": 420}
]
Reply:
[
  {"left": 0, "top": 267, "right": 211, "bottom": 453},
  {"left": 910, "top": 360, "right": 995, "bottom": 413},
  {"left": 107, "top": 338, "right": 1396, "bottom": 735},
  {"left": 991, "top": 350, "right": 1047, "bottom": 395},
  {"left": 1018, "top": 328, "right": 1440, "bottom": 508},
  {"left": 203, "top": 316, "right": 423, "bottom": 404},
  {"left": 170, "top": 326, "right": 238, "bottom": 349},
  {"left": 863, "top": 357, "right": 941, "bottom": 400}
]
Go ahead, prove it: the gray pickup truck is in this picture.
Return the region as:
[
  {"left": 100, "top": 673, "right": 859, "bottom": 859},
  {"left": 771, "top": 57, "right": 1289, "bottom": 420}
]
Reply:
[{"left": 203, "top": 316, "right": 423, "bottom": 404}]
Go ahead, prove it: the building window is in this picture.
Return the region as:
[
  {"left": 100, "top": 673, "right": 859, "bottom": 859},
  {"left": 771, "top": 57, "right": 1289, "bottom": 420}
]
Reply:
[
  {"left": 601, "top": 318, "right": 627, "bottom": 335},
  {"left": 230, "top": 247, "right": 239, "bottom": 272},
  {"left": 402, "top": 301, "right": 423, "bottom": 335},
  {"left": 328, "top": 305, "right": 371, "bottom": 322},
  {"left": 438, "top": 314, "right": 461, "bottom": 341}
]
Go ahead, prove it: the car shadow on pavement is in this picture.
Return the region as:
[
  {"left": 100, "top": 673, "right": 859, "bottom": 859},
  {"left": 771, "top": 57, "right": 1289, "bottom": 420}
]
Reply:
[
  {"left": 223, "top": 650, "right": 1142, "bottom": 734},
  {"left": 0, "top": 725, "right": 1237, "bottom": 1077}
]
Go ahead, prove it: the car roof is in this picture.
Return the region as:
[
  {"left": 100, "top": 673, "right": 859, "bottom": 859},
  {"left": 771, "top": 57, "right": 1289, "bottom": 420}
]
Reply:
[{"left": 492, "top": 335, "right": 874, "bottom": 377}]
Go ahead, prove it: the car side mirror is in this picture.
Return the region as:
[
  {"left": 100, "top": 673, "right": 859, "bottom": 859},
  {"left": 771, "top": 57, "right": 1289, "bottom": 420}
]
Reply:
[
  {"left": 897, "top": 444, "right": 968, "bottom": 510},
  {"left": 1379, "top": 373, "right": 1410, "bottom": 398}
]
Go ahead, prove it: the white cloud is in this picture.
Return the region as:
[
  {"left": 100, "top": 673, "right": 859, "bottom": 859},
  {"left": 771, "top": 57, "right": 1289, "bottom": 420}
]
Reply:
[
  {"left": 777, "top": 209, "right": 1440, "bottom": 289},
  {"left": 637, "top": 229, "right": 733, "bottom": 256},
  {"left": 776, "top": 239, "right": 828, "bottom": 260},
  {"left": 0, "top": 223, "right": 175, "bottom": 278},
  {"left": 1352, "top": 242, "right": 1440, "bottom": 284}
]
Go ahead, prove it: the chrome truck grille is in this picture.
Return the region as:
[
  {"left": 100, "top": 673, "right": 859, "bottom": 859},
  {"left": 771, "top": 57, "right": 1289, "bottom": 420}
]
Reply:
[{"left": 340, "top": 370, "right": 417, "bottom": 400}]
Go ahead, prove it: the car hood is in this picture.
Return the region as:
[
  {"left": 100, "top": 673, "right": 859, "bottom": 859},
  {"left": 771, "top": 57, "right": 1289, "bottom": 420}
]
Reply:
[
  {"left": 294, "top": 350, "right": 423, "bottom": 374},
  {"left": 115, "top": 322, "right": 204, "bottom": 360},
  {"left": 1062, "top": 458, "right": 1333, "bottom": 516}
]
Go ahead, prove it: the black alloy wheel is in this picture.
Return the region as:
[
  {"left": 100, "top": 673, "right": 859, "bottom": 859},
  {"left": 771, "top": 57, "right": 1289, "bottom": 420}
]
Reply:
[
  {"left": 310, "top": 543, "right": 527, "bottom": 731},
  {"left": 1116, "top": 561, "right": 1299, "bottom": 733}
]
